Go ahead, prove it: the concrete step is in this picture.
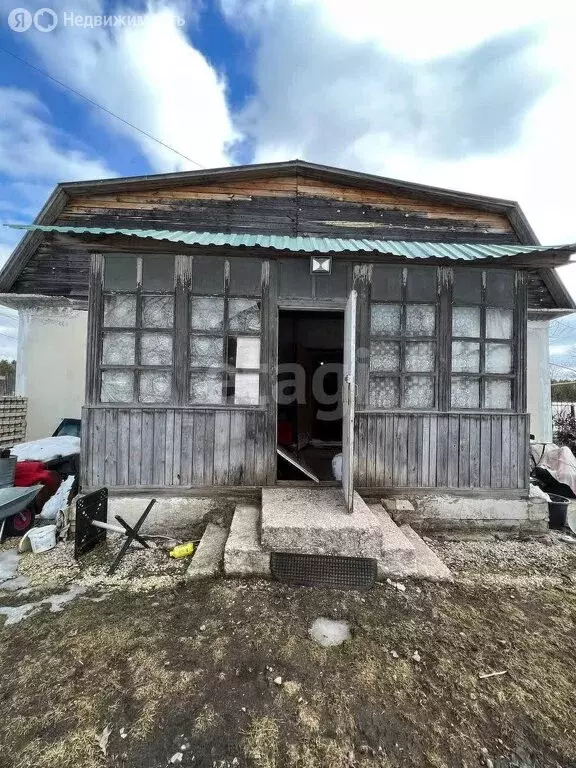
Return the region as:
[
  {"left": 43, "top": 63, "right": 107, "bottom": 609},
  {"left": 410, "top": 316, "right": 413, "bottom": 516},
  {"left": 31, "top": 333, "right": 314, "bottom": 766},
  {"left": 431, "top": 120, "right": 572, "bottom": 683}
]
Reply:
[
  {"left": 186, "top": 523, "right": 228, "bottom": 581},
  {"left": 367, "top": 504, "right": 417, "bottom": 576},
  {"left": 224, "top": 504, "right": 271, "bottom": 578},
  {"left": 261, "top": 487, "right": 382, "bottom": 558},
  {"left": 400, "top": 525, "right": 453, "bottom": 582}
]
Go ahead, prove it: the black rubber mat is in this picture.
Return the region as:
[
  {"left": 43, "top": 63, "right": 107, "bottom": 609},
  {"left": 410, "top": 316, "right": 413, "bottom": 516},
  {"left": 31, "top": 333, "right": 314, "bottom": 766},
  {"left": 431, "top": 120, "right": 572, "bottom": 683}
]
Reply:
[{"left": 270, "top": 552, "right": 377, "bottom": 590}]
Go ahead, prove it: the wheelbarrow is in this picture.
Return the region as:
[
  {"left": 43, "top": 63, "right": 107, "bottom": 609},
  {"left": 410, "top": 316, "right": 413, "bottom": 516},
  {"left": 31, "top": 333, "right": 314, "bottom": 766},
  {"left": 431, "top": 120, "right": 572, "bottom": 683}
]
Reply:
[{"left": 0, "top": 485, "right": 43, "bottom": 541}]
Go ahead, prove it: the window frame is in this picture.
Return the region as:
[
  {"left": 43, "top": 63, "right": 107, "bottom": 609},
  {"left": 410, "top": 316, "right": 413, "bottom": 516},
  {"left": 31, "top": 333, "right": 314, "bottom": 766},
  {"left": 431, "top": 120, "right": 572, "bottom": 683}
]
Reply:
[
  {"left": 368, "top": 267, "right": 439, "bottom": 410},
  {"left": 99, "top": 255, "right": 176, "bottom": 405},
  {"left": 450, "top": 270, "right": 517, "bottom": 412}
]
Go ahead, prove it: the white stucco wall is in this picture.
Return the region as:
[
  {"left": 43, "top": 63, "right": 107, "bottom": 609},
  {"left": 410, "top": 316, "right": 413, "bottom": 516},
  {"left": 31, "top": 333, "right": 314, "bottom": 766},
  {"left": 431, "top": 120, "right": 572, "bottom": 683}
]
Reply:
[
  {"left": 17, "top": 305, "right": 87, "bottom": 440},
  {"left": 526, "top": 319, "right": 552, "bottom": 442}
]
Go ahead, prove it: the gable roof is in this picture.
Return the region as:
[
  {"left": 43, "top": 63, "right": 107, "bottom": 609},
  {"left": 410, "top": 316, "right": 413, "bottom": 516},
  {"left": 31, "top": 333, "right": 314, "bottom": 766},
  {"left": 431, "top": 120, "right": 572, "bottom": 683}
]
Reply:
[{"left": 0, "top": 159, "right": 573, "bottom": 309}]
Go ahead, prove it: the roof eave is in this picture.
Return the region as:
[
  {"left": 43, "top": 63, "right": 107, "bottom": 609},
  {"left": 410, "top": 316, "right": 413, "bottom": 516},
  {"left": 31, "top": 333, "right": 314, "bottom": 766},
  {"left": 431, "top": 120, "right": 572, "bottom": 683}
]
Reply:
[{"left": 0, "top": 185, "right": 69, "bottom": 292}]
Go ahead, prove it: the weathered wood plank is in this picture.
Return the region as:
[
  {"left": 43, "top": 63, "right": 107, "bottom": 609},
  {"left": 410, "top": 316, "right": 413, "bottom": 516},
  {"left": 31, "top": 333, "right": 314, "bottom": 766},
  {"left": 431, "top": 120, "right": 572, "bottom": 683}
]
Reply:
[
  {"left": 152, "top": 410, "right": 167, "bottom": 486},
  {"left": 191, "top": 411, "right": 206, "bottom": 486},
  {"left": 117, "top": 409, "right": 131, "bottom": 486},
  {"left": 407, "top": 415, "right": 418, "bottom": 487},
  {"left": 479, "top": 416, "right": 492, "bottom": 487},
  {"left": 447, "top": 414, "right": 460, "bottom": 488},
  {"left": 180, "top": 410, "right": 194, "bottom": 486},
  {"left": 213, "top": 411, "right": 231, "bottom": 485},
  {"left": 490, "top": 416, "right": 502, "bottom": 489},
  {"left": 128, "top": 409, "right": 142, "bottom": 486},
  {"left": 458, "top": 416, "right": 470, "bottom": 488},
  {"left": 469, "top": 416, "right": 480, "bottom": 488},
  {"left": 141, "top": 411, "right": 155, "bottom": 485},
  {"left": 228, "top": 411, "right": 245, "bottom": 485}
]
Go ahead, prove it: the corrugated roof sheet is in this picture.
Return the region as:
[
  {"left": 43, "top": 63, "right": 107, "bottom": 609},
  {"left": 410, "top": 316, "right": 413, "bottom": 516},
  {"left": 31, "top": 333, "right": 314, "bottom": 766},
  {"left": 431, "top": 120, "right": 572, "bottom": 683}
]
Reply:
[{"left": 8, "top": 224, "right": 576, "bottom": 261}]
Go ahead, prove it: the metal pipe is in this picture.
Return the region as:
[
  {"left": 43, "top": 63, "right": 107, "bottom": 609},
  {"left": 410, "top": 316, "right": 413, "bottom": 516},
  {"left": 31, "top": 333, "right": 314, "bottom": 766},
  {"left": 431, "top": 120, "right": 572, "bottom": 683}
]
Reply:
[{"left": 91, "top": 520, "right": 125, "bottom": 535}]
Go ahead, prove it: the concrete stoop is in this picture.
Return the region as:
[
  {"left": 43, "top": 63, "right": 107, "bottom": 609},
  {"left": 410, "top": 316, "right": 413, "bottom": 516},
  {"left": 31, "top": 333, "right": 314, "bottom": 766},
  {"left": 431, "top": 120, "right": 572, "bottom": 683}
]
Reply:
[
  {"left": 261, "top": 488, "right": 382, "bottom": 558},
  {"left": 188, "top": 492, "right": 452, "bottom": 583}
]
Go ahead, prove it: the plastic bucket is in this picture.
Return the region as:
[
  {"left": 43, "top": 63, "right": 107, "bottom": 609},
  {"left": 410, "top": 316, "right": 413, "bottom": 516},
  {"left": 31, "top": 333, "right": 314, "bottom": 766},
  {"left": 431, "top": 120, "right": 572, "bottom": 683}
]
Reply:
[
  {"left": 27, "top": 525, "right": 57, "bottom": 554},
  {"left": 548, "top": 494, "right": 570, "bottom": 529}
]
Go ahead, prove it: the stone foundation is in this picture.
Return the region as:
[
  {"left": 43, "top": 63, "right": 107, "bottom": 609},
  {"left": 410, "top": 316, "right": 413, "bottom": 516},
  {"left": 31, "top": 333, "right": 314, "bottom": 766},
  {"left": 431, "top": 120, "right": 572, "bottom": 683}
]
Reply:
[{"left": 382, "top": 494, "right": 548, "bottom": 534}]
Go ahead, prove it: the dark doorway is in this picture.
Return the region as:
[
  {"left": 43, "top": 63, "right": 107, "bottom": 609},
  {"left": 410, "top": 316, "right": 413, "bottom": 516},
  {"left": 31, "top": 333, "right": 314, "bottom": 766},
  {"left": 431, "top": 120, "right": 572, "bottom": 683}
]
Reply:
[{"left": 277, "top": 310, "right": 344, "bottom": 481}]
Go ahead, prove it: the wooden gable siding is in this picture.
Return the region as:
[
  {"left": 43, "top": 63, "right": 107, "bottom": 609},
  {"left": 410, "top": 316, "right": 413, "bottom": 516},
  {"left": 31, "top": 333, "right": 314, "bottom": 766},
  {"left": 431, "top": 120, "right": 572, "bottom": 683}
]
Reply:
[
  {"left": 57, "top": 174, "right": 517, "bottom": 241},
  {"left": 12, "top": 173, "right": 523, "bottom": 297}
]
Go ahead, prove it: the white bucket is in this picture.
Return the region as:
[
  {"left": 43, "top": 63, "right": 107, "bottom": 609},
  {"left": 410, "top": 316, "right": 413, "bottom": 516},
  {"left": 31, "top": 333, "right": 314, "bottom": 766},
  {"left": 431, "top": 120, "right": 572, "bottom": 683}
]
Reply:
[{"left": 27, "top": 525, "right": 57, "bottom": 554}]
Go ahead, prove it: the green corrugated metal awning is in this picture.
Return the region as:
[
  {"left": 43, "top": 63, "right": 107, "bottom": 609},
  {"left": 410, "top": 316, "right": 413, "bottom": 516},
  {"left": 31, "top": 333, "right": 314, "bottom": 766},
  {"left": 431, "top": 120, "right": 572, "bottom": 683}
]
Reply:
[{"left": 7, "top": 224, "right": 576, "bottom": 261}]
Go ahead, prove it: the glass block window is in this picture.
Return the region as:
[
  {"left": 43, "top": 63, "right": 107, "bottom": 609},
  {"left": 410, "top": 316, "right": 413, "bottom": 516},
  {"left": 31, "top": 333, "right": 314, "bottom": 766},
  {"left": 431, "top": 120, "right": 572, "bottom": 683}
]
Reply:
[
  {"left": 369, "top": 267, "right": 437, "bottom": 410},
  {"left": 188, "top": 256, "right": 263, "bottom": 406},
  {"left": 451, "top": 269, "right": 515, "bottom": 410},
  {"left": 100, "top": 254, "right": 175, "bottom": 404}
]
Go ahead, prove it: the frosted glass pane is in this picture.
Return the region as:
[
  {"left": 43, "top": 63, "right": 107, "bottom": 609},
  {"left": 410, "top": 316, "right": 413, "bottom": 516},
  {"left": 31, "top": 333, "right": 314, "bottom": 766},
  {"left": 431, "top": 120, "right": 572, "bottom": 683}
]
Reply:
[
  {"left": 486, "top": 343, "right": 512, "bottom": 374},
  {"left": 369, "top": 377, "right": 399, "bottom": 408},
  {"left": 486, "top": 308, "right": 513, "bottom": 339},
  {"left": 190, "top": 372, "right": 224, "bottom": 404},
  {"left": 139, "top": 370, "right": 171, "bottom": 403},
  {"left": 101, "top": 370, "right": 133, "bottom": 403},
  {"left": 140, "top": 333, "right": 173, "bottom": 365},
  {"left": 230, "top": 337, "right": 261, "bottom": 369},
  {"left": 405, "top": 342, "right": 435, "bottom": 372},
  {"left": 190, "top": 297, "right": 225, "bottom": 331},
  {"left": 190, "top": 336, "right": 223, "bottom": 368},
  {"left": 404, "top": 376, "right": 434, "bottom": 408},
  {"left": 451, "top": 377, "right": 479, "bottom": 408},
  {"left": 232, "top": 372, "right": 260, "bottom": 405},
  {"left": 229, "top": 299, "right": 261, "bottom": 332},
  {"left": 452, "top": 341, "right": 480, "bottom": 373},
  {"left": 142, "top": 296, "right": 174, "bottom": 328},
  {"left": 406, "top": 304, "right": 435, "bottom": 336},
  {"left": 370, "top": 304, "right": 400, "bottom": 336},
  {"left": 102, "top": 332, "right": 135, "bottom": 365},
  {"left": 452, "top": 306, "right": 480, "bottom": 337},
  {"left": 370, "top": 340, "right": 400, "bottom": 372},
  {"left": 485, "top": 379, "right": 511, "bottom": 409},
  {"left": 103, "top": 294, "right": 136, "bottom": 327}
]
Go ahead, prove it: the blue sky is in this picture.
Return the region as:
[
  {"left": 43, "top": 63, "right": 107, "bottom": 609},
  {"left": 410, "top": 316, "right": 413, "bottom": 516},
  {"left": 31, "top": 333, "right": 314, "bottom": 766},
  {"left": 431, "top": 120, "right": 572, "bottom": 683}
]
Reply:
[{"left": 0, "top": 0, "right": 575, "bottom": 367}]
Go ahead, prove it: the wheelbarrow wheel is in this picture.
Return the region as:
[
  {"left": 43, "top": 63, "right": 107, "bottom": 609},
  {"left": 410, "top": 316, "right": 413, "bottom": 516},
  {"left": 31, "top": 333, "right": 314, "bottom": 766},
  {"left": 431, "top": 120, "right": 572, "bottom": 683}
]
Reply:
[{"left": 5, "top": 505, "right": 35, "bottom": 537}]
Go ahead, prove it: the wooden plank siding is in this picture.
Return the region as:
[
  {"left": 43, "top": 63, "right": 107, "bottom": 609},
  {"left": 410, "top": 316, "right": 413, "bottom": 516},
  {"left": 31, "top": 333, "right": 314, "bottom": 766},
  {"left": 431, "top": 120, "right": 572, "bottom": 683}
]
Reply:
[
  {"left": 82, "top": 407, "right": 529, "bottom": 492},
  {"left": 356, "top": 412, "right": 529, "bottom": 490},
  {"left": 355, "top": 412, "right": 529, "bottom": 491},
  {"left": 81, "top": 406, "right": 268, "bottom": 489}
]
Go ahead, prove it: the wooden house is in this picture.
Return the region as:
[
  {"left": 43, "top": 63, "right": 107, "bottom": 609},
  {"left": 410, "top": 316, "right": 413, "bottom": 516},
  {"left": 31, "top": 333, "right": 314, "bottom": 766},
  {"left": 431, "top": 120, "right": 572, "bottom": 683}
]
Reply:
[{"left": 1, "top": 160, "right": 574, "bottom": 533}]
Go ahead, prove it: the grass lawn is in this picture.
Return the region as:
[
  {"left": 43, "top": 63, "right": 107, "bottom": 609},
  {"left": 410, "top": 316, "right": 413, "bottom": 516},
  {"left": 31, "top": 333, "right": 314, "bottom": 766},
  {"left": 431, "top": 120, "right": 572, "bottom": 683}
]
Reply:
[{"left": 1, "top": 568, "right": 576, "bottom": 768}]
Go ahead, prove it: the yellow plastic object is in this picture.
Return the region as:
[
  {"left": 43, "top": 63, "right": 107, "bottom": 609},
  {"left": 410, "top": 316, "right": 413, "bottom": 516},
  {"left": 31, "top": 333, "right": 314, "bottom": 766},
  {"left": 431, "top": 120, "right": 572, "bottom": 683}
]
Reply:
[{"left": 169, "top": 542, "right": 195, "bottom": 559}]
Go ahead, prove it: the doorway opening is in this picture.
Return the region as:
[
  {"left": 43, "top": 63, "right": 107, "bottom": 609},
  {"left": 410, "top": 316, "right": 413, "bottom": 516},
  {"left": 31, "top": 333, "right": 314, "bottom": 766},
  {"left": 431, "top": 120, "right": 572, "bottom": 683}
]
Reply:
[{"left": 277, "top": 309, "right": 344, "bottom": 482}]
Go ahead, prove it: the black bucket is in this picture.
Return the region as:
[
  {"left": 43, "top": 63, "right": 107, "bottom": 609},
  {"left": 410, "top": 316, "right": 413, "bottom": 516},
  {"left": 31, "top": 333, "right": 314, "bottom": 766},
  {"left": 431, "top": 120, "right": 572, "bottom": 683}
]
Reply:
[{"left": 548, "top": 493, "right": 570, "bottom": 529}]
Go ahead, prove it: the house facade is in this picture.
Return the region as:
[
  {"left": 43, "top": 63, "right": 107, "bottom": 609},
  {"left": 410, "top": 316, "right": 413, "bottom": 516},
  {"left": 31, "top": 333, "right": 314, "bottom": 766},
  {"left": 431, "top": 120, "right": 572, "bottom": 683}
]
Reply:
[{"left": 1, "top": 161, "right": 574, "bottom": 525}]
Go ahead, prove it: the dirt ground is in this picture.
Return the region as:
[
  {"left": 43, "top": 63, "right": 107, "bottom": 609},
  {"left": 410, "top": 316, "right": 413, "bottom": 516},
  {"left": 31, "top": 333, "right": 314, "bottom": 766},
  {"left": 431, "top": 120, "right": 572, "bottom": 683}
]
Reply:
[{"left": 2, "top": 535, "right": 576, "bottom": 768}]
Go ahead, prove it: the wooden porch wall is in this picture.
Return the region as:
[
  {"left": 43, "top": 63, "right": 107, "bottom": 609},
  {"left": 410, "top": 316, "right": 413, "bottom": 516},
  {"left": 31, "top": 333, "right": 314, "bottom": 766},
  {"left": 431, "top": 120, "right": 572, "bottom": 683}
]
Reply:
[
  {"left": 81, "top": 407, "right": 268, "bottom": 489},
  {"left": 354, "top": 412, "right": 530, "bottom": 490}
]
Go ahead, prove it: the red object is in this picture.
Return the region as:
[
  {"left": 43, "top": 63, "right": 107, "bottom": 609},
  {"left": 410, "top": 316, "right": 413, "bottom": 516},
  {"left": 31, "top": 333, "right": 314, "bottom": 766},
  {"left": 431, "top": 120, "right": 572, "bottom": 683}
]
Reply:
[
  {"left": 277, "top": 420, "right": 293, "bottom": 446},
  {"left": 14, "top": 460, "right": 61, "bottom": 513}
]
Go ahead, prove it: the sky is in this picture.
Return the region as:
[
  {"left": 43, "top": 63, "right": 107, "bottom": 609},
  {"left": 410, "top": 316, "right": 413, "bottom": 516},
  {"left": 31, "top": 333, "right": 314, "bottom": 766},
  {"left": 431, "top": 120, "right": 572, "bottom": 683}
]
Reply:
[{"left": 0, "top": 0, "right": 575, "bottom": 368}]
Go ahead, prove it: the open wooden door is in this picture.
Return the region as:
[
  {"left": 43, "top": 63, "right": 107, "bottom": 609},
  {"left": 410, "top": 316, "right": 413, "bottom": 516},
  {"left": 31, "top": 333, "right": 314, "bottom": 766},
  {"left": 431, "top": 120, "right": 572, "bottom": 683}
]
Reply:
[{"left": 342, "top": 289, "right": 357, "bottom": 513}]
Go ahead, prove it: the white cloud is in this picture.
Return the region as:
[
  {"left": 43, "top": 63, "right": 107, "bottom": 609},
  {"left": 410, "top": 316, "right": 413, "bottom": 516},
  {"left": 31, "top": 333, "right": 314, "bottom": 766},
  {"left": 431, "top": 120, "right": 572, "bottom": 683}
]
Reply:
[
  {"left": 0, "top": 87, "right": 114, "bottom": 182},
  {"left": 222, "top": 0, "right": 576, "bottom": 252},
  {"left": 17, "top": 1, "right": 239, "bottom": 173}
]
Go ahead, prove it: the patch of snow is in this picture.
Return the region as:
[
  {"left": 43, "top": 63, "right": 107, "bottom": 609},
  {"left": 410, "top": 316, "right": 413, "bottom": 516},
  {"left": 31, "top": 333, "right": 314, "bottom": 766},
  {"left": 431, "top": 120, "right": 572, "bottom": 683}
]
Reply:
[
  {"left": 0, "top": 549, "right": 19, "bottom": 581},
  {"left": 309, "top": 617, "right": 351, "bottom": 647},
  {"left": 11, "top": 436, "right": 80, "bottom": 462},
  {"left": 0, "top": 583, "right": 88, "bottom": 626}
]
